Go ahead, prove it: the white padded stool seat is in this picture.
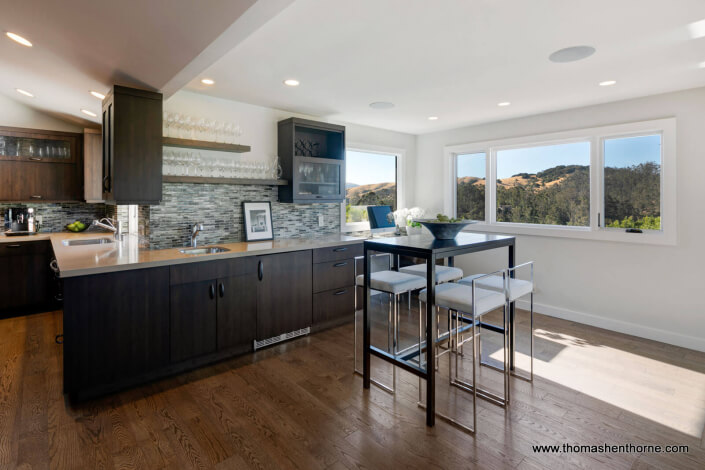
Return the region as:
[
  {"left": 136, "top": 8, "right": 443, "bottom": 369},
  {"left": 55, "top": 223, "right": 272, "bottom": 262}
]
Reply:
[
  {"left": 459, "top": 274, "right": 533, "bottom": 301},
  {"left": 419, "top": 283, "right": 506, "bottom": 316},
  {"left": 399, "top": 263, "right": 464, "bottom": 283},
  {"left": 356, "top": 270, "right": 427, "bottom": 294}
]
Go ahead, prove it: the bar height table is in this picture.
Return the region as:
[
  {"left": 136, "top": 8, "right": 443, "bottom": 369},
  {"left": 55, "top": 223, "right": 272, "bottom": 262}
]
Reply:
[{"left": 362, "top": 232, "right": 517, "bottom": 427}]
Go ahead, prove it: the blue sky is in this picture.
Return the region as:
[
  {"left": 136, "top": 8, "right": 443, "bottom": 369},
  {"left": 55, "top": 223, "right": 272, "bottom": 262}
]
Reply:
[
  {"left": 346, "top": 150, "right": 396, "bottom": 185},
  {"left": 457, "top": 134, "right": 661, "bottom": 180}
]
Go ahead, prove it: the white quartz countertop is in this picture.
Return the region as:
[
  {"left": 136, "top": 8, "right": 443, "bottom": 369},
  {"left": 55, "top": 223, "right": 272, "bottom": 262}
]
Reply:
[{"left": 0, "top": 232, "right": 364, "bottom": 278}]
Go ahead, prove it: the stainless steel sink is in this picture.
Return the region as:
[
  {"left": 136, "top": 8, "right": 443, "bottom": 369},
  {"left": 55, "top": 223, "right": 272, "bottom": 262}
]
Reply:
[
  {"left": 62, "top": 238, "right": 115, "bottom": 246},
  {"left": 179, "top": 246, "right": 230, "bottom": 255}
]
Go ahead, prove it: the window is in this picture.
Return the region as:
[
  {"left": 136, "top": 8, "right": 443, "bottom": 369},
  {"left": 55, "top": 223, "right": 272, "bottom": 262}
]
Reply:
[
  {"left": 603, "top": 134, "right": 661, "bottom": 230},
  {"left": 456, "top": 152, "right": 486, "bottom": 221},
  {"left": 496, "top": 142, "right": 590, "bottom": 226},
  {"left": 445, "top": 118, "right": 675, "bottom": 245},
  {"left": 343, "top": 147, "right": 401, "bottom": 230}
]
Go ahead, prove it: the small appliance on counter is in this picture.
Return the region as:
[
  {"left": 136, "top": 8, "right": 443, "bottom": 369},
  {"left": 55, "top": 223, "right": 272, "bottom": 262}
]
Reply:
[{"left": 3, "top": 207, "right": 39, "bottom": 236}]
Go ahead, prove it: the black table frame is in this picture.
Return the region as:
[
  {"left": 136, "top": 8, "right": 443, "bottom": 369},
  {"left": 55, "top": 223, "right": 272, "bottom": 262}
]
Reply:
[{"left": 362, "top": 234, "right": 516, "bottom": 427}]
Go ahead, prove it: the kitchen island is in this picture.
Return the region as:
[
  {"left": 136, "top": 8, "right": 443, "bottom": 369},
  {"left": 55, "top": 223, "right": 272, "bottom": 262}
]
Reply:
[{"left": 5, "top": 232, "right": 363, "bottom": 401}]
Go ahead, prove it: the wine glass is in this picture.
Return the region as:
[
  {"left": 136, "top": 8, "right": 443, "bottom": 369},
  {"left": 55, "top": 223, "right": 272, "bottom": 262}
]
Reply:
[
  {"left": 183, "top": 116, "right": 194, "bottom": 140},
  {"left": 214, "top": 121, "right": 225, "bottom": 143},
  {"left": 163, "top": 111, "right": 169, "bottom": 137}
]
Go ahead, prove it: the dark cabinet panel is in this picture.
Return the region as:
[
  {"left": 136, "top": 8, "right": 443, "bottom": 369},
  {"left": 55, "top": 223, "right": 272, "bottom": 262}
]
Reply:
[
  {"left": 217, "top": 274, "right": 257, "bottom": 353},
  {"left": 170, "top": 280, "right": 217, "bottom": 363},
  {"left": 313, "top": 259, "right": 354, "bottom": 293},
  {"left": 256, "top": 250, "right": 312, "bottom": 340},
  {"left": 312, "top": 287, "right": 354, "bottom": 331},
  {"left": 0, "top": 240, "right": 54, "bottom": 316},
  {"left": 312, "top": 243, "right": 362, "bottom": 264},
  {"left": 102, "top": 85, "right": 163, "bottom": 204},
  {"left": 63, "top": 267, "right": 170, "bottom": 397}
]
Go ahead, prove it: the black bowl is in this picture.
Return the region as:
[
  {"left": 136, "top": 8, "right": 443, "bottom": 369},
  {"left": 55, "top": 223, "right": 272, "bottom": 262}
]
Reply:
[{"left": 415, "top": 219, "right": 477, "bottom": 240}]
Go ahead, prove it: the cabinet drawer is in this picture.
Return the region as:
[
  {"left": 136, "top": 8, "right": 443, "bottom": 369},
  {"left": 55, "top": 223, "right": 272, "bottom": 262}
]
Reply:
[
  {"left": 170, "top": 256, "right": 257, "bottom": 285},
  {"left": 313, "top": 258, "right": 354, "bottom": 293},
  {"left": 313, "top": 286, "right": 354, "bottom": 328},
  {"left": 0, "top": 240, "right": 49, "bottom": 256},
  {"left": 312, "top": 243, "right": 362, "bottom": 264}
]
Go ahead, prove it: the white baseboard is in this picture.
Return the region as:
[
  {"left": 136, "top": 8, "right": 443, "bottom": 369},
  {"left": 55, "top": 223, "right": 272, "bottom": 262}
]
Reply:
[{"left": 515, "top": 299, "right": 705, "bottom": 353}]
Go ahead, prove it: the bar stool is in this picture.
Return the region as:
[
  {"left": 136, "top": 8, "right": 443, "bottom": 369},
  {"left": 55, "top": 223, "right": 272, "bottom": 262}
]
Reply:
[
  {"left": 417, "top": 272, "right": 509, "bottom": 433},
  {"left": 353, "top": 268, "right": 427, "bottom": 393},
  {"left": 459, "top": 261, "right": 534, "bottom": 381}
]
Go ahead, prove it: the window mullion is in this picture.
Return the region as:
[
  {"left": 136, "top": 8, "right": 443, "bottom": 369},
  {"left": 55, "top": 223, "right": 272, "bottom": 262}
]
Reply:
[{"left": 488, "top": 148, "right": 497, "bottom": 224}]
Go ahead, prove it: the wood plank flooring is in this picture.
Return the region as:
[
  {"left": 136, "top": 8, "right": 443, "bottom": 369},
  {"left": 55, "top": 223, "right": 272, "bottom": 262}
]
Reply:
[{"left": 1, "top": 304, "right": 704, "bottom": 469}]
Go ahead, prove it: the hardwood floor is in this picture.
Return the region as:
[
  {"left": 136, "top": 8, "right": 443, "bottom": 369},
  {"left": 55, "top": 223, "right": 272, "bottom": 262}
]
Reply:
[{"left": 1, "top": 303, "right": 704, "bottom": 469}]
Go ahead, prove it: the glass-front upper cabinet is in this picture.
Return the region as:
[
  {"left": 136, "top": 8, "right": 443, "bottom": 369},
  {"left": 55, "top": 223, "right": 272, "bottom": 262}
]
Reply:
[
  {"left": 293, "top": 157, "right": 344, "bottom": 200},
  {"left": 0, "top": 127, "right": 78, "bottom": 163}
]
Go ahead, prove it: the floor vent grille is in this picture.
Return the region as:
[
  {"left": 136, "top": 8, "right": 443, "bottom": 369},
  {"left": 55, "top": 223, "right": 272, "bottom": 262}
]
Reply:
[{"left": 254, "top": 327, "right": 311, "bottom": 350}]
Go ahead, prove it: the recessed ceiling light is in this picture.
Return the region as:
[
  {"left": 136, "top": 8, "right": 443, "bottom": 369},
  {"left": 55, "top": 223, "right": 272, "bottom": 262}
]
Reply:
[
  {"left": 698, "top": 61, "right": 705, "bottom": 69},
  {"left": 369, "top": 101, "right": 395, "bottom": 109},
  {"left": 497, "top": 102, "right": 511, "bottom": 107},
  {"left": 6, "top": 32, "right": 32, "bottom": 47},
  {"left": 200, "top": 78, "right": 215, "bottom": 85},
  {"left": 283, "top": 79, "right": 300, "bottom": 87},
  {"left": 15, "top": 88, "right": 34, "bottom": 98},
  {"left": 90, "top": 90, "right": 105, "bottom": 99},
  {"left": 549, "top": 45, "right": 596, "bottom": 63},
  {"left": 599, "top": 80, "right": 617, "bottom": 87},
  {"left": 428, "top": 116, "right": 439, "bottom": 121},
  {"left": 81, "top": 109, "right": 97, "bottom": 118}
]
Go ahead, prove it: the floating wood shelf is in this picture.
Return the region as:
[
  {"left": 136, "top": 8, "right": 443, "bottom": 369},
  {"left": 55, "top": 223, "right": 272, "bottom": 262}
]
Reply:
[
  {"left": 163, "top": 175, "right": 287, "bottom": 186},
  {"left": 162, "top": 137, "right": 251, "bottom": 153}
]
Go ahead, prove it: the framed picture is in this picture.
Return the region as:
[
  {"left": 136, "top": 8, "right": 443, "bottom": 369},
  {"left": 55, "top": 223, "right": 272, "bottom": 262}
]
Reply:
[{"left": 243, "top": 201, "right": 273, "bottom": 241}]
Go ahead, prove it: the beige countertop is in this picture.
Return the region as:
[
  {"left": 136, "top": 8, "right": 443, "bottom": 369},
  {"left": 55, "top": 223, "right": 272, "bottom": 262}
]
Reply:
[{"left": 0, "top": 231, "right": 365, "bottom": 278}]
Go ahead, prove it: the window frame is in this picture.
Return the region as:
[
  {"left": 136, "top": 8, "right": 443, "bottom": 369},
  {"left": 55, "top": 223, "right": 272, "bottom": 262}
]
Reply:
[
  {"left": 341, "top": 143, "right": 405, "bottom": 233},
  {"left": 444, "top": 118, "right": 676, "bottom": 245}
]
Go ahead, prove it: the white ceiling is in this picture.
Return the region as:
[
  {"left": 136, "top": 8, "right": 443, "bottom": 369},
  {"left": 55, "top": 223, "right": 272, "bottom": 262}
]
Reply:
[
  {"left": 184, "top": 0, "right": 705, "bottom": 134},
  {"left": 0, "top": 0, "right": 270, "bottom": 126}
]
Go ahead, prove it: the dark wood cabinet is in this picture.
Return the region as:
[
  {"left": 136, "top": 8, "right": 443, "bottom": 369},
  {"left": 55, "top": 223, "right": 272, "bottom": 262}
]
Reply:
[
  {"left": 278, "top": 118, "right": 345, "bottom": 203},
  {"left": 102, "top": 85, "right": 163, "bottom": 204},
  {"left": 170, "top": 257, "right": 258, "bottom": 362},
  {"left": 63, "top": 267, "right": 170, "bottom": 400},
  {"left": 256, "top": 250, "right": 313, "bottom": 340},
  {"left": 311, "top": 243, "right": 361, "bottom": 331},
  {"left": 217, "top": 274, "right": 257, "bottom": 353},
  {"left": 0, "top": 240, "right": 55, "bottom": 317},
  {"left": 170, "top": 279, "right": 218, "bottom": 362},
  {"left": 0, "top": 126, "right": 83, "bottom": 202}
]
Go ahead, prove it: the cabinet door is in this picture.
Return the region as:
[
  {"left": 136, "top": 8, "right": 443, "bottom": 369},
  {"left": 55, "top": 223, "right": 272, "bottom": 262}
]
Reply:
[
  {"left": 292, "top": 157, "right": 344, "bottom": 202},
  {"left": 170, "top": 280, "right": 217, "bottom": 363},
  {"left": 256, "top": 250, "right": 312, "bottom": 340},
  {"left": 0, "top": 241, "right": 53, "bottom": 315},
  {"left": 217, "top": 274, "right": 257, "bottom": 353},
  {"left": 63, "top": 267, "right": 170, "bottom": 395}
]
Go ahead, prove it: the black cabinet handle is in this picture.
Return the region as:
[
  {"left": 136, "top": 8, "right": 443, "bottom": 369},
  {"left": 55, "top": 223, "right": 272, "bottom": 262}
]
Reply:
[
  {"left": 103, "top": 176, "right": 110, "bottom": 192},
  {"left": 258, "top": 260, "right": 263, "bottom": 281},
  {"left": 209, "top": 284, "right": 215, "bottom": 299},
  {"left": 334, "top": 289, "right": 347, "bottom": 296},
  {"left": 333, "top": 262, "right": 348, "bottom": 267},
  {"left": 219, "top": 283, "right": 225, "bottom": 298},
  {"left": 333, "top": 247, "right": 348, "bottom": 252}
]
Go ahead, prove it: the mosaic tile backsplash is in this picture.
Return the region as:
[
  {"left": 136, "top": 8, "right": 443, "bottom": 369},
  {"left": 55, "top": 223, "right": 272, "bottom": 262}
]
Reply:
[
  {"left": 145, "top": 183, "right": 341, "bottom": 249},
  {"left": 1, "top": 203, "right": 107, "bottom": 232}
]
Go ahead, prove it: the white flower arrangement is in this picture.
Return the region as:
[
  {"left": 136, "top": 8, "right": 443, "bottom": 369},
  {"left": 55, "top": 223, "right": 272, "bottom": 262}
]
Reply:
[{"left": 391, "top": 207, "right": 426, "bottom": 234}]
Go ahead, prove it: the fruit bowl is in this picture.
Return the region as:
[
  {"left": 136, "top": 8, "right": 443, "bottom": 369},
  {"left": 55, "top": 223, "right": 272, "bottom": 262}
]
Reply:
[
  {"left": 414, "top": 219, "right": 477, "bottom": 240},
  {"left": 65, "top": 221, "right": 88, "bottom": 232}
]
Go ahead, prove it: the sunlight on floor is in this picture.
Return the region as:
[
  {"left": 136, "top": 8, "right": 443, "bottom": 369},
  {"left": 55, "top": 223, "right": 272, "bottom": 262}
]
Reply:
[{"left": 498, "top": 328, "right": 705, "bottom": 438}]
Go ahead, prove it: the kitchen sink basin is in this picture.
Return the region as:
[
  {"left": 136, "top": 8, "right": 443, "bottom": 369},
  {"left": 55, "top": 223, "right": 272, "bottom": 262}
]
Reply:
[
  {"left": 179, "top": 246, "right": 230, "bottom": 255},
  {"left": 62, "top": 238, "right": 115, "bottom": 246}
]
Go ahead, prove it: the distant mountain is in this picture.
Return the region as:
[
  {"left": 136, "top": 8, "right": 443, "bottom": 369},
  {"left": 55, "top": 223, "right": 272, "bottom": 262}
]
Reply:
[
  {"left": 346, "top": 182, "right": 359, "bottom": 189},
  {"left": 346, "top": 182, "right": 396, "bottom": 208}
]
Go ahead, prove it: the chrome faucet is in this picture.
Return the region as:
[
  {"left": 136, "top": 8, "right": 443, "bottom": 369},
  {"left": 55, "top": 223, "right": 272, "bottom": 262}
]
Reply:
[
  {"left": 92, "top": 218, "right": 123, "bottom": 240},
  {"left": 191, "top": 223, "right": 204, "bottom": 247}
]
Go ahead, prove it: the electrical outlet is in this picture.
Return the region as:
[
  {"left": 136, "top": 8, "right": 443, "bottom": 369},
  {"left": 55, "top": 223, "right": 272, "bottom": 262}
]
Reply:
[
  {"left": 37, "top": 215, "right": 43, "bottom": 225},
  {"left": 318, "top": 215, "right": 324, "bottom": 227}
]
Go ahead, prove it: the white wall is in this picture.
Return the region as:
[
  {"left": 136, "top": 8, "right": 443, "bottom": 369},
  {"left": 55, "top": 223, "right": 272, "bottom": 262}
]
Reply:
[
  {"left": 0, "top": 93, "right": 83, "bottom": 132},
  {"left": 165, "top": 91, "right": 416, "bottom": 207},
  {"left": 415, "top": 87, "right": 705, "bottom": 352}
]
